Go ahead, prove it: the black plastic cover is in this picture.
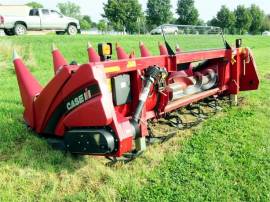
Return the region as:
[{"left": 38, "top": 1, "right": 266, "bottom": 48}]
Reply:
[{"left": 64, "top": 129, "right": 116, "bottom": 155}]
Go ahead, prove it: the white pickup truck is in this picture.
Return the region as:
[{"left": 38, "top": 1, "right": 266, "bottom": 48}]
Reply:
[{"left": 0, "top": 8, "right": 80, "bottom": 36}]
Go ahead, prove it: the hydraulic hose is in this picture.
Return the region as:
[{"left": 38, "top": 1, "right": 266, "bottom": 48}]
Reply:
[
  {"left": 131, "top": 66, "right": 168, "bottom": 137},
  {"left": 133, "top": 79, "right": 153, "bottom": 122}
]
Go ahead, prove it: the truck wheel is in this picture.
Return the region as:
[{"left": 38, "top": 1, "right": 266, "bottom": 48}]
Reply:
[
  {"left": 56, "top": 31, "right": 66, "bottom": 35},
  {"left": 4, "top": 29, "right": 14, "bottom": 36},
  {"left": 14, "top": 24, "right": 27, "bottom": 35},
  {"left": 67, "top": 25, "right": 78, "bottom": 35}
]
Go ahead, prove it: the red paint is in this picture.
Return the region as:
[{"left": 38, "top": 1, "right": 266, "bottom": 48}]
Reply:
[
  {"left": 87, "top": 44, "right": 101, "bottom": 62},
  {"left": 239, "top": 49, "right": 259, "bottom": 91},
  {"left": 34, "top": 66, "right": 71, "bottom": 132},
  {"left": 52, "top": 49, "right": 68, "bottom": 74},
  {"left": 116, "top": 44, "right": 129, "bottom": 60},
  {"left": 140, "top": 42, "right": 151, "bottom": 57},
  {"left": 13, "top": 58, "right": 42, "bottom": 128},
  {"left": 159, "top": 43, "right": 168, "bottom": 55}
]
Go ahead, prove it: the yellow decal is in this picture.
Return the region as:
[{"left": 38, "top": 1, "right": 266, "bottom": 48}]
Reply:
[
  {"left": 101, "top": 44, "right": 112, "bottom": 55},
  {"left": 231, "top": 49, "right": 237, "bottom": 65},
  {"left": 104, "top": 66, "right": 121, "bottom": 73},
  {"left": 231, "top": 56, "right": 236, "bottom": 65},
  {"left": 127, "top": 61, "right": 136, "bottom": 68},
  {"left": 107, "top": 78, "right": 112, "bottom": 92}
]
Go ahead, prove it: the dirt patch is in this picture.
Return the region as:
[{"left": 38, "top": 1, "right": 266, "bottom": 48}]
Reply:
[
  {"left": 0, "top": 41, "right": 37, "bottom": 70},
  {"left": 265, "top": 73, "right": 270, "bottom": 80},
  {"left": 238, "top": 96, "right": 247, "bottom": 106},
  {"left": 0, "top": 41, "right": 22, "bottom": 69}
]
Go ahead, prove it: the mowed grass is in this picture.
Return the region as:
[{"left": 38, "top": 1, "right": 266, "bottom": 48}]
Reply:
[{"left": 0, "top": 34, "right": 269, "bottom": 201}]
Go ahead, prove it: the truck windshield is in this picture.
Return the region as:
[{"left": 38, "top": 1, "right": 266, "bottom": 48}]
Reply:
[
  {"left": 42, "top": 9, "right": 50, "bottom": 15},
  {"left": 50, "top": 10, "right": 62, "bottom": 18}
]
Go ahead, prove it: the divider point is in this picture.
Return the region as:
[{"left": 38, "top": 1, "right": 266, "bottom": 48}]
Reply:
[
  {"left": 87, "top": 42, "right": 92, "bottom": 48},
  {"left": 13, "top": 49, "right": 20, "bottom": 60},
  {"left": 51, "top": 43, "right": 57, "bottom": 51}
]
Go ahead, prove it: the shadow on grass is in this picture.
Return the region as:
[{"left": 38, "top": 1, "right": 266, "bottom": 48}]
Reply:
[
  {"left": 265, "top": 73, "right": 270, "bottom": 80},
  {"left": 0, "top": 102, "right": 88, "bottom": 174}
]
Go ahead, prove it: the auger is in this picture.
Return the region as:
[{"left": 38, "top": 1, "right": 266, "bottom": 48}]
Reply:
[{"left": 13, "top": 34, "right": 259, "bottom": 160}]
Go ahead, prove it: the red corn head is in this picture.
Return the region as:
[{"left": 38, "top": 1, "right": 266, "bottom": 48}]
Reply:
[
  {"left": 52, "top": 43, "right": 68, "bottom": 74},
  {"left": 159, "top": 42, "right": 168, "bottom": 55},
  {"left": 139, "top": 42, "right": 151, "bottom": 57},
  {"left": 13, "top": 50, "right": 42, "bottom": 128},
  {"left": 176, "top": 44, "right": 181, "bottom": 54},
  {"left": 116, "top": 43, "right": 129, "bottom": 60},
  {"left": 87, "top": 42, "right": 100, "bottom": 63}
]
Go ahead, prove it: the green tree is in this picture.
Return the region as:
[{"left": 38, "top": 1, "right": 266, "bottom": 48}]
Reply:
[
  {"left": 249, "top": 4, "right": 264, "bottom": 34},
  {"left": 176, "top": 0, "right": 199, "bottom": 25},
  {"left": 82, "top": 15, "right": 92, "bottom": 25},
  {"left": 57, "top": 1, "right": 81, "bottom": 19},
  {"left": 261, "top": 15, "right": 270, "bottom": 32},
  {"left": 80, "top": 19, "right": 91, "bottom": 30},
  {"left": 208, "top": 18, "right": 219, "bottom": 27},
  {"left": 80, "top": 15, "right": 92, "bottom": 30},
  {"left": 215, "top": 5, "right": 235, "bottom": 33},
  {"left": 234, "top": 5, "right": 252, "bottom": 34},
  {"left": 103, "top": 0, "right": 143, "bottom": 34},
  {"left": 170, "top": 17, "right": 177, "bottom": 24},
  {"left": 146, "top": 0, "right": 172, "bottom": 30},
  {"left": 197, "top": 18, "right": 205, "bottom": 26},
  {"left": 97, "top": 19, "right": 107, "bottom": 33},
  {"left": 92, "top": 22, "right": 97, "bottom": 28},
  {"left": 137, "top": 15, "right": 147, "bottom": 34},
  {"left": 26, "top": 1, "right": 43, "bottom": 9}
]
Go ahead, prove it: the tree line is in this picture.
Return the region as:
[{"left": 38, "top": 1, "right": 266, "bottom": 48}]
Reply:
[
  {"left": 209, "top": 5, "right": 270, "bottom": 35},
  {"left": 26, "top": 0, "right": 270, "bottom": 34}
]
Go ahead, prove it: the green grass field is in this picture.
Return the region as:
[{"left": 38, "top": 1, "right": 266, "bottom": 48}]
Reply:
[{"left": 0, "top": 34, "right": 269, "bottom": 201}]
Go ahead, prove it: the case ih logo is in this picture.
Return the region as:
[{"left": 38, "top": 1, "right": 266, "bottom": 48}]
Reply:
[{"left": 66, "top": 84, "right": 100, "bottom": 112}]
